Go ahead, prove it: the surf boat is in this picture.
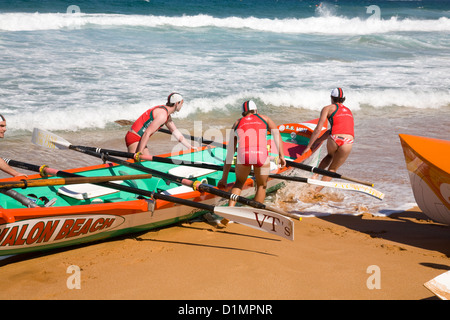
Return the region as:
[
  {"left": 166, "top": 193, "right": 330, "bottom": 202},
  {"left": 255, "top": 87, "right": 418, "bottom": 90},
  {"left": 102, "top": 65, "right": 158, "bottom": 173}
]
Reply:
[
  {"left": 0, "top": 120, "right": 328, "bottom": 256},
  {"left": 399, "top": 134, "right": 450, "bottom": 225}
]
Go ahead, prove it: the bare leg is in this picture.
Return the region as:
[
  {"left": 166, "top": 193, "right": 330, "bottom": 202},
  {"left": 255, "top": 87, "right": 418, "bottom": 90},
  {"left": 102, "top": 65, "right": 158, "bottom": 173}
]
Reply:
[
  {"left": 252, "top": 158, "right": 270, "bottom": 203},
  {"left": 316, "top": 139, "right": 353, "bottom": 192},
  {"left": 127, "top": 141, "right": 138, "bottom": 153},
  {"left": 127, "top": 142, "right": 150, "bottom": 155},
  {"left": 229, "top": 164, "right": 252, "bottom": 207},
  {"left": 311, "top": 138, "right": 337, "bottom": 180}
]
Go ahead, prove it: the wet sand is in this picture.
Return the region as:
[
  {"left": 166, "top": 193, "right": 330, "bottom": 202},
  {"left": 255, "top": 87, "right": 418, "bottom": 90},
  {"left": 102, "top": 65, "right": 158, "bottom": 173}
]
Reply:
[
  {"left": 0, "top": 207, "right": 449, "bottom": 300},
  {"left": 0, "top": 123, "right": 449, "bottom": 301}
]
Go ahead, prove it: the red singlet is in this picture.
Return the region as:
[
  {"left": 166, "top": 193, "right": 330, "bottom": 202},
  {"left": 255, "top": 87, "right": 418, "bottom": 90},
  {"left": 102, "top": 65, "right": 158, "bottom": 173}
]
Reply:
[
  {"left": 125, "top": 105, "right": 169, "bottom": 147},
  {"left": 328, "top": 103, "right": 354, "bottom": 137},
  {"left": 234, "top": 114, "right": 269, "bottom": 167}
]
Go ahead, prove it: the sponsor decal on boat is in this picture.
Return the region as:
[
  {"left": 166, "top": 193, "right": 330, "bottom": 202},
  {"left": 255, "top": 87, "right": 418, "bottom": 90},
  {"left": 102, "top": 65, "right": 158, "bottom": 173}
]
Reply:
[
  {"left": 0, "top": 215, "right": 125, "bottom": 250},
  {"left": 279, "top": 124, "right": 310, "bottom": 133}
]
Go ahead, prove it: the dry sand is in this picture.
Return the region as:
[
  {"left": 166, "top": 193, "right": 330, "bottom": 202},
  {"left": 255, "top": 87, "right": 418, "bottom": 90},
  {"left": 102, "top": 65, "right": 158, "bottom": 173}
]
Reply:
[{"left": 0, "top": 207, "right": 449, "bottom": 301}]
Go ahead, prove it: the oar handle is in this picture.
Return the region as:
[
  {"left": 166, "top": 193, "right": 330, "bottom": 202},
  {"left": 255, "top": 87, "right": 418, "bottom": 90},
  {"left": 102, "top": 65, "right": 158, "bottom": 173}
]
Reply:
[
  {"left": 286, "top": 160, "right": 374, "bottom": 187},
  {"left": 2, "top": 158, "right": 41, "bottom": 173},
  {"left": 268, "top": 173, "right": 308, "bottom": 183},
  {"left": 74, "top": 146, "right": 143, "bottom": 161}
]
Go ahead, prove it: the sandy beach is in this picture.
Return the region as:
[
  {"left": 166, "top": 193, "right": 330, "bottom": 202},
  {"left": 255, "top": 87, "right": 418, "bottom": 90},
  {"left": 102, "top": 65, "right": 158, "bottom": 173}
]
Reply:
[
  {"left": 0, "top": 206, "right": 449, "bottom": 301},
  {"left": 1, "top": 0, "right": 450, "bottom": 307},
  {"left": 2, "top": 114, "right": 448, "bottom": 302}
]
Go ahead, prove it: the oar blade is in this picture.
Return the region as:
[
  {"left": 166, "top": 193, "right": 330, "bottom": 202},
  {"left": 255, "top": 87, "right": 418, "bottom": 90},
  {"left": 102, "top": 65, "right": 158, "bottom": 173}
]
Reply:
[
  {"left": 32, "top": 128, "right": 71, "bottom": 150},
  {"left": 214, "top": 206, "right": 294, "bottom": 241},
  {"left": 286, "top": 160, "right": 374, "bottom": 187},
  {"left": 309, "top": 179, "right": 385, "bottom": 200},
  {"left": 338, "top": 183, "right": 385, "bottom": 200}
]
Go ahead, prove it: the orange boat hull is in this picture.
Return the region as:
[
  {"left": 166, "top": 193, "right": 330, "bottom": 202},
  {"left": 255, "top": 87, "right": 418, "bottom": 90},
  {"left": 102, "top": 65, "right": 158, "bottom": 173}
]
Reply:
[{"left": 399, "top": 134, "right": 450, "bottom": 225}]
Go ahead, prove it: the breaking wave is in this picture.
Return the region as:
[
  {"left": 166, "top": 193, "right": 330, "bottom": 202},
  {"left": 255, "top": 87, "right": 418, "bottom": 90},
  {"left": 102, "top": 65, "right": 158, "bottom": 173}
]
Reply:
[{"left": 1, "top": 12, "right": 450, "bottom": 34}]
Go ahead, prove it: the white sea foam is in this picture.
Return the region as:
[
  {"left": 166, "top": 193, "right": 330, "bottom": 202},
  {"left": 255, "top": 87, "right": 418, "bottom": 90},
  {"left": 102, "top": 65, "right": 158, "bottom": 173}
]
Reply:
[
  {"left": 1, "top": 12, "right": 448, "bottom": 135},
  {"left": 4, "top": 87, "right": 449, "bottom": 134},
  {"left": 1, "top": 12, "right": 450, "bottom": 34}
]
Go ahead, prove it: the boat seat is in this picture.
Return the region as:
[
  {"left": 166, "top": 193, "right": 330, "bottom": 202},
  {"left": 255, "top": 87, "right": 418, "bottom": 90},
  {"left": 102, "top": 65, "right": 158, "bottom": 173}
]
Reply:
[
  {"left": 58, "top": 183, "right": 120, "bottom": 200},
  {"left": 168, "top": 165, "right": 216, "bottom": 178},
  {"left": 161, "top": 185, "right": 194, "bottom": 196}
]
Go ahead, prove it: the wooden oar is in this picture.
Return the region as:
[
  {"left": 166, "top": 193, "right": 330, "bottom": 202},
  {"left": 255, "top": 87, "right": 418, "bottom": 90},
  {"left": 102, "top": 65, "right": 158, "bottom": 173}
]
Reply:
[
  {"left": 3, "top": 158, "right": 294, "bottom": 240},
  {"left": 0, "top": 174, "right": 152, "bottom": 189},
  {"left": 283, "top": 159, "right": 374, "bottom": 187},
  {"left": 154, "top": 124, "right": 376, "bottom": 187},
  {"left": 66, "top": 145, "right": 384, "bottom": 200},
  {"left": 270, "top": 174, "right": 384, "bottom": 200},
  {"left": 31, "top": 128, "right": 297, "bottom": 219}
]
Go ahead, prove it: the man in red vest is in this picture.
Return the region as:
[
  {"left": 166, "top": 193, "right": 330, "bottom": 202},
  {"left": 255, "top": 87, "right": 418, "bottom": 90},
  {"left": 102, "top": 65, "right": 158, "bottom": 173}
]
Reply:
[
  {"left": 218, "top": 100, "right": 286, "bottom": 205},
  {"left": 125, "top": 93, "right": 197, "bottom": 155}
]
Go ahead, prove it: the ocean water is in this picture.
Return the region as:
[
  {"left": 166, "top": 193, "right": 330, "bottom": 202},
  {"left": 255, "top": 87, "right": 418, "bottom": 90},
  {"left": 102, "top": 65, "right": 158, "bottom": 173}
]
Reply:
[{"left": 0, "top": 0, "right": 449, "bottom": 217}]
